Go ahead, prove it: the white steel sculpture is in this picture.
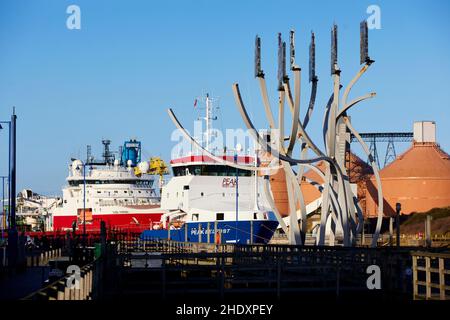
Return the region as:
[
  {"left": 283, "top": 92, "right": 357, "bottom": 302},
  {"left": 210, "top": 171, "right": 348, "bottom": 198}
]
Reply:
[{"left": 168, "top": 22, "right": 384, "bottom": 247}]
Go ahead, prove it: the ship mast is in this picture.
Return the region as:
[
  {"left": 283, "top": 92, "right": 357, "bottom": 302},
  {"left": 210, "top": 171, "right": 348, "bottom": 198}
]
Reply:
[
  {"left": 202, "top": 93, "right": 217, "bottom": 153},
  {"left": 205, "top": 93, "right": 211, "bottom": 152}
]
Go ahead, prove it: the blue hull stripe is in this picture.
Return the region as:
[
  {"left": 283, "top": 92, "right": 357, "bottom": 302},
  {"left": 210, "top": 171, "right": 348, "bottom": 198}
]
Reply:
[{"left": 140, "top": 220, "right": 279, "bottom": 244}]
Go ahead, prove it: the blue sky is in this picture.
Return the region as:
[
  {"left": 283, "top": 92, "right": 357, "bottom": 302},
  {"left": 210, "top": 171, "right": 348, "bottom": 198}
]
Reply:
[{"left": 0, "top": 0, "right": 449, "bottom": 195}]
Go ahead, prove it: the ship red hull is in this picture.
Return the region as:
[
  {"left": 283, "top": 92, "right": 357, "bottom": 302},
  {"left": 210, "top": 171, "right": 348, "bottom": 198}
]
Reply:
[{"left": 53, "top": 212, "right": 164, "bottom": 232}]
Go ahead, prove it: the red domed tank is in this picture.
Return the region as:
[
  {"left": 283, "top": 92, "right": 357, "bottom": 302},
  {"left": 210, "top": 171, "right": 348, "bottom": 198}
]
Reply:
[{"left": 365, "top": 123, "right": 450, "bottom": 217}]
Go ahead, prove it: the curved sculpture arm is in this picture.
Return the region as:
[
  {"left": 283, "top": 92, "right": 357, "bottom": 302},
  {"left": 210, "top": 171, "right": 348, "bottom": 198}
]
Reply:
[
  {"left": 232, "top": 81, "right": 351, "bottom": 222},
  {"left": 344, "top": 117, "right": 383, "bottom": 248},
  {"left": 353, "top": 196, "right": 365, "bottom": 234},
  {"left": 297, "top": 166, "right": 346, "bottom": 236},
  {"left": 283, "top": 80, "right": 325, "bottom": 157},
  {"left": 303, "top": 177, "right": 323, "bottom": 192},
  {"left": 322, "top": 93, "right": 335, "bottom": 154},
  {"left": 232, "top": 83, "right": 334, "bottom": 167},
  {"left": 283, "top": 161, "right": 307, "bottom": 240},
  {"left": 231, "top": 83, "right": 356, "bottom": 245},
  {"left": 296, "top": 146, "right": 309, "bottom": 183},
  {"left": 328, "top": 72, "right": 340, "bottom": 157},
  {"left": 278, "top": 90, "right": 286, "bottom": 153},
  {"left": 168, "top": 108, "right": 267, "bottom": 171},
  {"left": 257, "top": 77, "right": 276, "bottom": 129},
  {"left": 303, "top": 78, "right": 318, "bottom": 129},
  {"left": 342, "top": 63, "right": 371, "bottom": 107},
  {"left": 334, "top": 162, "right": 351, "bottom": 246},
  {"left": 168, "top": 107, "right": 324, "bottom": 174},
  {"left": 262, "top": 177, "right": 288, "bottom": 233},
  {"left": 285, "top": 69, "right": 301, "bottom": 156},
  {"left": 232, "top": 83, "right": 351, "bottom": 233},
  {"left": 336, "top": 92, "right": 376, "bottom": 120},
  {"left": 316, "top": 167, "right": 331, "bottom": 246},
  {"left": 283, "top": 161, "right": 302, "bottom": 244}
]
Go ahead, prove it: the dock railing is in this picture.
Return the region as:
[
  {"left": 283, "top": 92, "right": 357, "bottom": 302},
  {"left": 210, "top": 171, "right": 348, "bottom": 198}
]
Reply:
[
  {"left": 115, "top": 238, "right": 418, "bottom": 300},
  {"left": 25, "top": 248, "right": 62, "bottom": 267},
  {"left": 412, "top": 251, "right": 450, "bottom": 300},
  {"left": 22, "top": 258, "right": 102, "bottom": 300}
]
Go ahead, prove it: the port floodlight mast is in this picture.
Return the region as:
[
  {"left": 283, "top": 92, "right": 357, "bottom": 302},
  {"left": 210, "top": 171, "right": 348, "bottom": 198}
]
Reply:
[{"left": 167, "top": 21, "right": 384, "bottom": 247}]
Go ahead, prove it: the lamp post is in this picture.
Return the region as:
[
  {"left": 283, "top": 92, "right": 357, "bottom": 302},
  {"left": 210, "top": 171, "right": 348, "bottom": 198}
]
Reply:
[
  {"left": 234, "top": 144, "right": 242, "bottom": 244},
  {"left": 234, "top": 152, "right": 238, "bottom": 244},
  {"left": 83, "top": 162, "right": 86, "bottom": 249},
  {"left": 1, "top": 109, "right": 17, "bottom": 267},
  {"left": 0, "top": 176, "right": 7, "bottom": 241},
  {"left": 75, "top": 161, "right": 87, "bottom": 251},
  {"left": 396, "top": 202, "right": 401, "bottom": 248},
  {"left": 0, "top": 122, "right": 11, "bottom": 239}
]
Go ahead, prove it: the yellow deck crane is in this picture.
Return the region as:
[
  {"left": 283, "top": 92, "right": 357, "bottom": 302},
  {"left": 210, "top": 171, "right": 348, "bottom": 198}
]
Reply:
[{"left": 134, "top": 157, "right": 169, "bottom": 190}]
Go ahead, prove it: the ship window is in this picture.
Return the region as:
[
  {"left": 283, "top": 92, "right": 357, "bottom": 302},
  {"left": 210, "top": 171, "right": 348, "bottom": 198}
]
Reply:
[
  {"left": 192, "top": 166, "right": 201, "bottom": 175},
  {"left": 64, "top": 200, "right": 67, "bottom": 203},
  {"left": 222, "top": 193, "right": 225, "bottom": 197},
  {"left": 201, "top": 192, "right": 204, "bottom": 197},
  {"left": 201, "top": 165, "right": 219, "bottom": 176},
  {"left": 97, "top": 191, "right": 101, "bottom": 194},
  {"left": 173, "top": 166, "right": 186, "bottom": 176},
  {"left": 253, "top": 212, "right": 258, "bottom": 220},
  {"left": 68, "top": 179, "right": 153, "bottom": 186},
  {"left": 114, "top": 191, "right": 118, "bottom": 193},
  {"left": 172, "top": 164, "right": 252, "bottom": 177},
  {"left": 183, "top": 185, "right": 189, "bottom": 190},
  {"left": 124, "top": 190, "right": 127, "bottom": 193},
  {"left": 216, "top": 213, "right": 224, "bottom": 221},
  {"left": 192, "top": 214, "right": 199, "bottom": 221}
]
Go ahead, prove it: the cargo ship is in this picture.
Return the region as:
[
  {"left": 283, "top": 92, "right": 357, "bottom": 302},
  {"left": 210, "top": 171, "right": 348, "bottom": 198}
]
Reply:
[
  {"left": 140, "top": 94, "right": 279, "bottom": 244},
  {"left": 51, "top": 139, "right": 165, "bottom": 232}
]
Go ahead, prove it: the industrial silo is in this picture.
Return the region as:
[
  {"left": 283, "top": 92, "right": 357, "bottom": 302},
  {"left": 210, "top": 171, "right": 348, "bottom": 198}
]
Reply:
[{"left": 365, "top": 121, "right": 450, "bottom": 217}]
